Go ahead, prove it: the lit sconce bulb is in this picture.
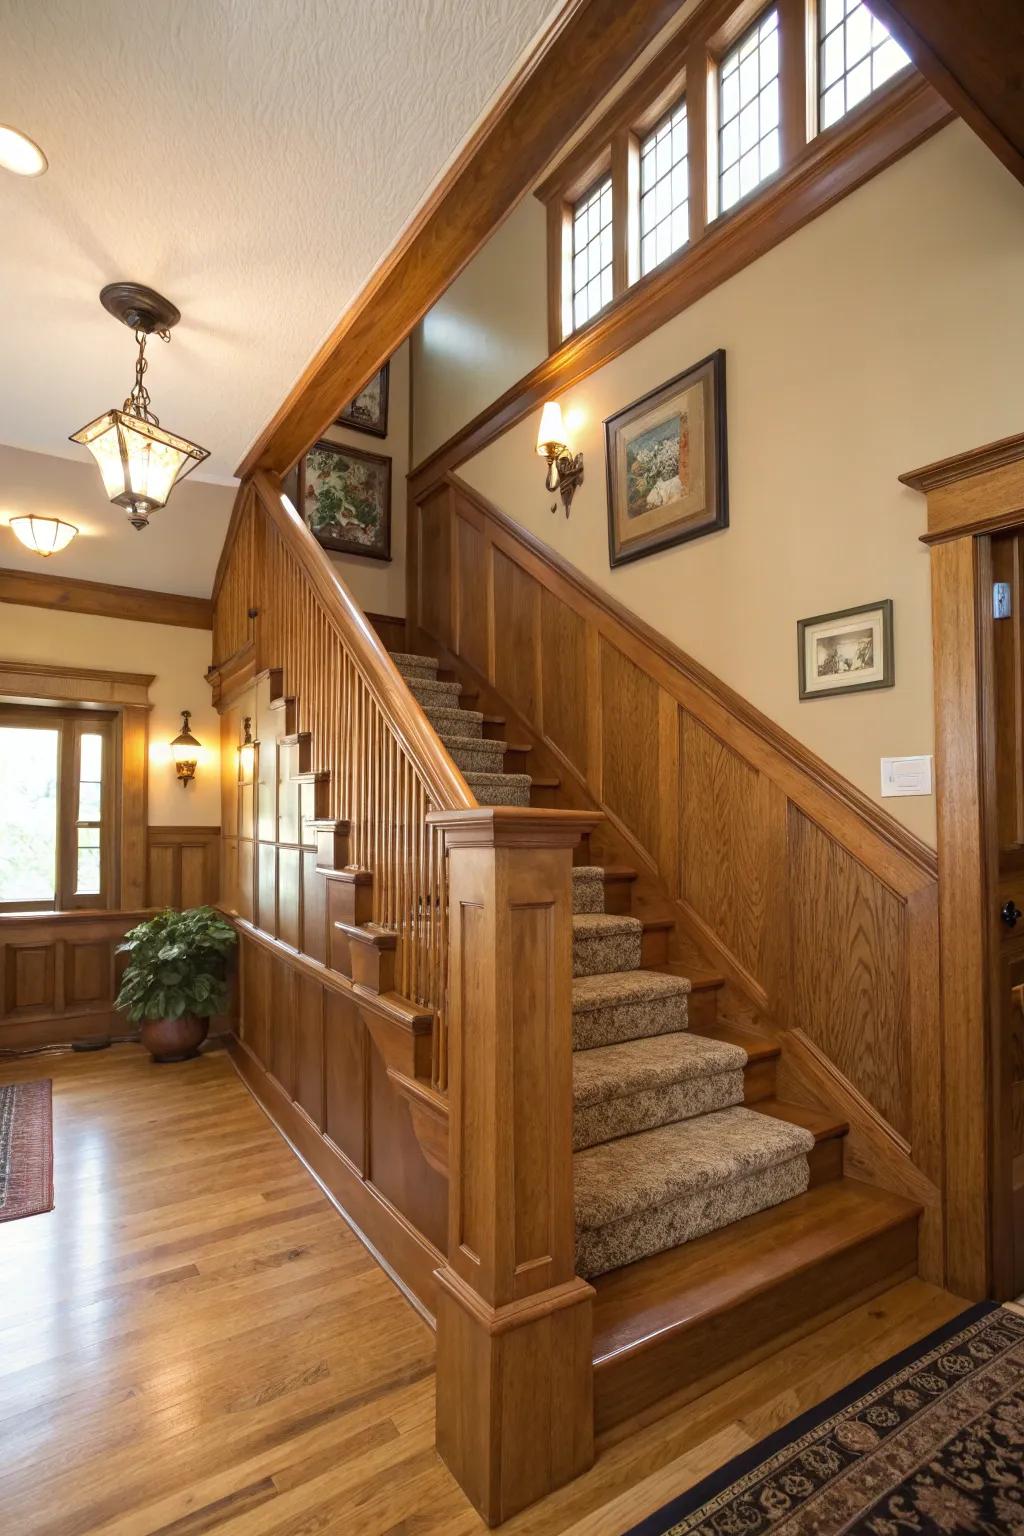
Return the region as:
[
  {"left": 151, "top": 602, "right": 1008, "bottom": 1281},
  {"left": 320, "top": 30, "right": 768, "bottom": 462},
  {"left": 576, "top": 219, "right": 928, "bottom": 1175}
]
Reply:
[{"left": 535, "top": 400, "right": 584, "bottom": 518}]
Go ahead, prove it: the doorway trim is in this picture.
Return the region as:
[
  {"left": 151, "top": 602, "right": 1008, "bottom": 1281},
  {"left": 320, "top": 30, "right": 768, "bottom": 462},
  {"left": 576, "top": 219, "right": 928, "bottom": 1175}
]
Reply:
[{"left": 902, "top": 431, "right": 1024, "bottom": 1298}]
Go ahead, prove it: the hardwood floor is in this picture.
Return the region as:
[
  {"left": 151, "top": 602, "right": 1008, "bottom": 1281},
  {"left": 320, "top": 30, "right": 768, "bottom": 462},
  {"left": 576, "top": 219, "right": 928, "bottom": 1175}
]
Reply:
[{"left": 0, "top": 1046, "right": 969, "bottom": 1536}]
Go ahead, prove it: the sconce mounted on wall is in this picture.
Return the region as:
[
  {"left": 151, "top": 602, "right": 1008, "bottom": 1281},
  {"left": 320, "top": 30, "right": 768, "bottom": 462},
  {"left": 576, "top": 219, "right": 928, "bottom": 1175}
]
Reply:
[
  {"left": 237, "top": 716, "right": 256, "bottom": 783},
  {"left": 70, "top": 283, "right": 210, "bottom": 531},
  {"left": 170, "top": 710, "right": 202, "bottom": 788},
  {"left": 536, "top": 400, "right": 584, "bottom": 518},
  {"left": 9, "top": 514, "right": 78, "bottom": 557}
]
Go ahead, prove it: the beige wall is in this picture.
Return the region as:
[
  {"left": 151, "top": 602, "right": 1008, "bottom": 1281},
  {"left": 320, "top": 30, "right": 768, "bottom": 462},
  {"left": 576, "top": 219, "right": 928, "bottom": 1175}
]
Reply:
[
  {"left": 452, "top": 125, "right": 1024, "bottom": 846},
  {"left": 411, "top": 201, "right": 548, "bottom": 464},
  {"left": 287, "top": 341, "right": 410, "bottom": 618},
  {"left": 0, "top": 603, "right": 219, "bottom": 826}
]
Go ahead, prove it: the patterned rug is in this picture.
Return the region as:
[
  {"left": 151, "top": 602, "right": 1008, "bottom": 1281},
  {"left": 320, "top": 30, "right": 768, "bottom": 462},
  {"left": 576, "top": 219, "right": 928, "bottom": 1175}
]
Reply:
[
  {"left": 625, "top": 1303, "right": 1024, "bottom": 1535},
  {"left": 0, "top": 1080, "right": 54, "bottom": 1223}
]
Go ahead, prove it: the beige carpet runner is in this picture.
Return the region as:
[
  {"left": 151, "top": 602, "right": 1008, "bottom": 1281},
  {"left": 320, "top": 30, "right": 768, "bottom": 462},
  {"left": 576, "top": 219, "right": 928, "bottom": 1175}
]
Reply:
[{"left": 390, "top": 650, "right": 813, "bottom": 1278}]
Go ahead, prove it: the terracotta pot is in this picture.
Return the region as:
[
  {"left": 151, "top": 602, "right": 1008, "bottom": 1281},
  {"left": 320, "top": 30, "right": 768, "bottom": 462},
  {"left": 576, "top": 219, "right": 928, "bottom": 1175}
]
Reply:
[{"left": 140, "top": 1014, "right": 209, "bottom": 1063}]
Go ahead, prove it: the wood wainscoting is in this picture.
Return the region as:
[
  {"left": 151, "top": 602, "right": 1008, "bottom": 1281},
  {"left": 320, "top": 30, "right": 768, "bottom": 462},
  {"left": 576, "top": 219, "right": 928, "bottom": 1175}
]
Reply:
[
  {"left": 0, "top": 908, "right": 149, "bottom": 1051},
  {"left": 146, "top": 826, "right": 220, "bottom": 909},
  {"left": 408, "top": 474, "right": 947, "bottom": 1282}
]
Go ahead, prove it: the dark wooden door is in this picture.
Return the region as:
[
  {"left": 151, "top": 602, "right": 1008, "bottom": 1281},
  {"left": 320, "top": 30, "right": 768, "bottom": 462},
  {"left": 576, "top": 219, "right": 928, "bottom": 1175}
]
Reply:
[{"left": 989, "top": 530, "right": 1024, "bottom": 1297}]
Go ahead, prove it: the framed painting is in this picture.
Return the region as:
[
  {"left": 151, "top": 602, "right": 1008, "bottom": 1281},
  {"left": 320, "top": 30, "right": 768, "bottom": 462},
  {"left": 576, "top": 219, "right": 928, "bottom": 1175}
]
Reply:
[
  {"left": 604, "top": 349, "right": 728, "bottom": 567},
  {"left": 335, "top": 362, "right": 389, "bottom": 438},
  {"left": 298, "top": 440, "right": 392, "bottom": 562},
  {"left": 798, "top": 599, "right": 894, "bottom": 699}
]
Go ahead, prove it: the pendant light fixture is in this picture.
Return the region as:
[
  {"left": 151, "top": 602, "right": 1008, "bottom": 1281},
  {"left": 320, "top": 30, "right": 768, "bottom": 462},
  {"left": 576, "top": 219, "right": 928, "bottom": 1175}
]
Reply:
[{"left": 70, "top": 283, "right": 210, "bottom": 531}]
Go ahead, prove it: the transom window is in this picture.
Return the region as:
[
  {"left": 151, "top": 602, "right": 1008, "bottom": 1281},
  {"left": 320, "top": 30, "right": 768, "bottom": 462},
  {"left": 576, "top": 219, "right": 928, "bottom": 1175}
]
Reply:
[
  {"left": 819, "top": 0, "right": 910, "bottom": 131},
  {"left": 718, "top": 9, "right": 780, "bottom": 215},
  {"left": 0, "top": 706, "right": 114, "bottom": 912},
  {"left": 640, "top": 98, "right": 689, "bottom": 277},
  {"left": 571, "top": 177, "right": 613, "bottom": 331}
]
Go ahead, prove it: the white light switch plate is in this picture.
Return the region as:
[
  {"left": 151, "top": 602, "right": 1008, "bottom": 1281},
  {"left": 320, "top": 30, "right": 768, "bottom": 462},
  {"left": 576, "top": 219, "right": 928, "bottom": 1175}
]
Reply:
[{"left": 881, "top": 755, "right": 933, "bottom": 797}]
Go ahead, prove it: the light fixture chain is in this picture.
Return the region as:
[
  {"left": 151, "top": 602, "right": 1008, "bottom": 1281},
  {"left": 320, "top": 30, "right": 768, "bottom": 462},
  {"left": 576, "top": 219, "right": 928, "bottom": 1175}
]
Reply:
[{"left": 123, "top": 328, "right": 161, "bottom": 425}]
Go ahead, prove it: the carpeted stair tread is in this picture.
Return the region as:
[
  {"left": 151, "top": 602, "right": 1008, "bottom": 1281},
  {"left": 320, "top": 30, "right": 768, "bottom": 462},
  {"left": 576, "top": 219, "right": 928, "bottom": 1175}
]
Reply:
[
  {"left": 407, "top": 676, "right": 463, "bottom": 704},
  {"left": 573, "top": 1033, "right": 747, "bottom": 1108},
  {"left": 574, "top": 1108, "right": 815, "bottom": 1232},
  {"left": 572, "top": 866, "right": 606, "bottom": 914},
  {"left": 389, "top": 651, "right": 439, "bottom": 678},
  {"left": 572, "top": 970, "right": 690, "bottom": 1051},
  {"left": 573, "top": 913, "right": 643, "bottom": 977},
  {"left": 463, "top": 770, "right": 532, "bottom": 808},
  {"left": 424, "top": 705, "right": 484, "bottom": 739},
  {"left": 441, "top": 734, "right": 508, "bottom": 773}
]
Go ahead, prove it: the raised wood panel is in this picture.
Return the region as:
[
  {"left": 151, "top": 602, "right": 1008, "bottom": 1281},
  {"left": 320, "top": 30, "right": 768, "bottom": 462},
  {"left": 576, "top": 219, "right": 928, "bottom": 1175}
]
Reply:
[
  {"left": 66, "top": 942, "right": 109, "bottom": 1006},
  {"left": 368, "top": 1043, "right": 448, "bottom": 1252},
  {"left": 324, "top": 988, "right": 367, "bottom": 1172},
  {"left": 419, "top": 487, "right": 452, "bottom": 649},
  {"left": 7, "top": 945, "right": 56, "bottom": 1014},
  {"left": 541, "top": 590, "right": 588, "bottom": 775},
  {"left": 277, "top": 846, "right": 301, "bottom": 952},
  {"left": 146, "top": 827, "right": 220, "bottom": 910},
  {"left": 456, "top": 513, "right": 489, "bottom": 675},
  {"left": 789, "top": 809, "right": 910, "bottom": 1140},
  {"left": 492, "top": 547, "right": 541, "bottom": 722},
  {"left": 600, "top": 639, "right": 660, "bottom": 860},
  {"left": 295, "top": 973, "right": 325, "bottom": 1130},
  {"left": 0, "top": 910, "right": 149, "bottom": 1048}
]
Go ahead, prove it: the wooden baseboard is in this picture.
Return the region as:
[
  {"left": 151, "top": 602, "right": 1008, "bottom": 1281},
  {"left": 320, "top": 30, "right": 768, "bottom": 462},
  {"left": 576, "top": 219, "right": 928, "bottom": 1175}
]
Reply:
[{"left": 228, "top": 1034, "right": 443, "bottom": 1322}]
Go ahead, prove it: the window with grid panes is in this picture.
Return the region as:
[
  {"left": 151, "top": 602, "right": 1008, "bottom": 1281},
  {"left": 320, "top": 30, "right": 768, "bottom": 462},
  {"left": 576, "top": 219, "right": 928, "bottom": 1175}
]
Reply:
[
  {"left": 818, "top": 0, "right": 909, "bottom": 130},
  {"left": 718, "top": 9, "right": 780, "bottom": 215},
  {"left": 571, "top": 177, "right": 613, "bottom": 332},
  {"left": 639, "top": 97, "right": 689, "bottom": 276}
]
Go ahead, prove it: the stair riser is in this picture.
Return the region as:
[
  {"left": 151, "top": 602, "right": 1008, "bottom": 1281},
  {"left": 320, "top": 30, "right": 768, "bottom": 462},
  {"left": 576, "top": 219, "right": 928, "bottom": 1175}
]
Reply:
[
  {"left": 593, "top": 1215, "right": 919, "bottom": 1438},
  {"left": 573, "top": 994, "right": 688, "bottom": 1051},
  {"left": 573, "top": 932, "right": 643, "bottom": 979},
  {"left": 408, "top": 680, "right": 463, "bottom": 706},
  {"left": 576, "top": 1155, "right": 810, "bottom": 1280},
  {"left": 574, "top": 1070, "right": 744, "bottom": 1151},
  {"left": 446, "top": 741, "right": 506, "bottom": 774},
  {"left": 426, "top": 708, "right": 482, "bottom": 739},
  {"left": 572, "top": 876, "right": 605, "bottom": 915},
  {"left": 640, "top": 927, "right": 670, "bottom": 968},
  {"left": 474, "top": 783, "right": 531, "bottom": 808}
]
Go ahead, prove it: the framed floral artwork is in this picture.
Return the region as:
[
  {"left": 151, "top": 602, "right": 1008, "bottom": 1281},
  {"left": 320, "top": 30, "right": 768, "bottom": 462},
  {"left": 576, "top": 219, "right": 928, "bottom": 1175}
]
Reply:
[
  {"left": 298, "top": 440, "right": 392, "bottom": 562},
  {"left": 604, "top": 350, "right": 728, "bottom": 567},
  {"left": 335, "top": 362, "right": 389, "bottom": 438},
  {"left": 798, "top": 600, "right": 894, "bottom": 699}
]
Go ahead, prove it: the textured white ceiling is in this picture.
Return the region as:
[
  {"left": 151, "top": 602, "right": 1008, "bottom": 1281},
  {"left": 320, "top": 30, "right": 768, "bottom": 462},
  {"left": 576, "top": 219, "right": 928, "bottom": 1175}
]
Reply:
[{"left": 0, "top": 0, "right": 556, "bottom": 489}]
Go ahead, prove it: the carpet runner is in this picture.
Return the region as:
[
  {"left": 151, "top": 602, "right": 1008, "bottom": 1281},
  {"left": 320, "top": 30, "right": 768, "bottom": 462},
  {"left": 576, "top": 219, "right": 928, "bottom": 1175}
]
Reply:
[
  {"left": 622, "top": 1302, "right": 1024, "bottom": 1536},
  {"left": 390, "top": 649, "right": 813, "bottom": 1278},
  {"left": 0, "top": 1079, "right": 54, "bottom": 1223}
]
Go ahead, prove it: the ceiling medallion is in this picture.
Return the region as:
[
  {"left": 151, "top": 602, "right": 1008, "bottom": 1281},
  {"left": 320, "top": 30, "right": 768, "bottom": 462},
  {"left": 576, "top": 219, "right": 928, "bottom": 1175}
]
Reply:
[{"left": 70, "top": 283, "right": 210, "bottom": 531}]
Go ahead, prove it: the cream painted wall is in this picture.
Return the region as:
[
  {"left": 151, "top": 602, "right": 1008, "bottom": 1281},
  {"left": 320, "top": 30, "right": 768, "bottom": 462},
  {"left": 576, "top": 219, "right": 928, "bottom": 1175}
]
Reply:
[
  {"left": 0, "top": 603, "right": 219, "bottom": 825},
  {"left": 286, "top": 341, "right": 410, "bottom": 618},
  {"left": 457, "top": 125, "right": 1024, "bottom": 847},
  {"left": 411, "top": 200, "right": 548, "bottom": 463}
]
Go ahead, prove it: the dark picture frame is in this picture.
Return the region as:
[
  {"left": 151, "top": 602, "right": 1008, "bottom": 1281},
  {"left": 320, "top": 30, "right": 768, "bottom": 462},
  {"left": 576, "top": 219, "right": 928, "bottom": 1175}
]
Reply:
[
  {"left": 604, "top": 349, "right": 728, "bottom": 568},
  {"left": 335, "top": 361, "right": 390, "bottom": 438},
  {"left": 797, "top": 599, "right": 894, "bottom": 700},
  {"left": 298, "top": 439, "right": 392, "bottom": 562}
]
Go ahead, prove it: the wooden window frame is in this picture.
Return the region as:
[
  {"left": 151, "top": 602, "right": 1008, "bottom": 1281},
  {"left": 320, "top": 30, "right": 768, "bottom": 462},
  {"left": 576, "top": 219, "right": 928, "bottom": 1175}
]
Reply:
[{"left": 536, "top": 0, "right": 920, "bottom": 352}]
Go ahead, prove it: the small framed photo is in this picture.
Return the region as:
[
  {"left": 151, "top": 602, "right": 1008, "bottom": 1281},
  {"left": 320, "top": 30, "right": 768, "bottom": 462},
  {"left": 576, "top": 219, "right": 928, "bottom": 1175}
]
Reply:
[
  {"left": 604, "top": 349, "right": 728, "bottom": 567},
  {"left": 298, "top": 440, "right": 392, "bottom": 562},
  {"left": 335, "top": 362, "right": 389, "bottom": 437},
  {"left": 798, "top": 600, "right": 894, "bottom": 700}
]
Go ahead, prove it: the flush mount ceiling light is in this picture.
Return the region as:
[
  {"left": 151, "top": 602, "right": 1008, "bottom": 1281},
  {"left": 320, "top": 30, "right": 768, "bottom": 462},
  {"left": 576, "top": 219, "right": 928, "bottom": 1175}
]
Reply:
[
  {"left": 9, "top": 514, "right": 78, "bottom": 556},
  {"left": 69, "top": 283, "right": 210, "bottom": 531},
  {"left": 0, "top": 124, "right": 47, "bottom": 177}
]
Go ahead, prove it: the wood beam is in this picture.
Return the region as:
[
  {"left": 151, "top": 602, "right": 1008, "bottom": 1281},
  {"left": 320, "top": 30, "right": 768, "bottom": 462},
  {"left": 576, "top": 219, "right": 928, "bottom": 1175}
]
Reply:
[
  {"left": 866, "top": 0, "right": 1024, "bottom": 187},
  {"left": 235, "top": 0, "right": 684, "bottom": 481},
  {"left": 0, "top": 566, "right": 212, "bottom": 630}
]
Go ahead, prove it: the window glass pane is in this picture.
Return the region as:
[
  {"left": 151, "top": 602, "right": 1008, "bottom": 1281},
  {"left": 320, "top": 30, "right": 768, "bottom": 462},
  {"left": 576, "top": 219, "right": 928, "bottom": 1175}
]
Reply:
[
  {"left": 816, "top": 0, "right": 909, "bottom": 132},
  {"left": 76, "top": 826, "right": 101, "bottom": 896},
  {"left": 78, "top": 732, "right": 103, "bottom": 823},
  {"left": 0, "top": 726, "right": 59, "bottom": 904},
  {"left": 80, "top": 733, "right": 102, "bottom": 783},
  {"left": 571, "top": 176, "right": 613, "bottom": 332},
  {"left": 639, "top": 97, "right": 689, "bottom": 276},
  {"left": 718, "top": 9, "right": 780, "bottom": 214}
]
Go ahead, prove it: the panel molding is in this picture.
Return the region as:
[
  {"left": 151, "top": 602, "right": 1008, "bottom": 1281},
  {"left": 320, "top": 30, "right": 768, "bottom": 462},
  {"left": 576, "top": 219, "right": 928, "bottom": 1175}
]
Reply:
[
  {"left": 0, "top": 567, "right": 212, "bottom": 630},
  {"left": 146, "top": 826, "right": 221, "bottom": 909},
  {"left": 0, "top": 908, "right": 151, "bottom": 1050}
]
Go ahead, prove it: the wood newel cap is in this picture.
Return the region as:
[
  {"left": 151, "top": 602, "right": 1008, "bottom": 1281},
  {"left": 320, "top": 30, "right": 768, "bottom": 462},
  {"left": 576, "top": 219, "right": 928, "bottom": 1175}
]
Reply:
[{"left": 427, "top": 806, "right": 603, "bottom": 850}]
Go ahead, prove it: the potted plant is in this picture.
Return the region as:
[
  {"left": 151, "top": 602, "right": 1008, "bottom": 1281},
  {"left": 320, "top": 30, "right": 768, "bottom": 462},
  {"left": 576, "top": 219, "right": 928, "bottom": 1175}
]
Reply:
[{"left": 116, "top": 906, "right": 237, "bottom": 1063}]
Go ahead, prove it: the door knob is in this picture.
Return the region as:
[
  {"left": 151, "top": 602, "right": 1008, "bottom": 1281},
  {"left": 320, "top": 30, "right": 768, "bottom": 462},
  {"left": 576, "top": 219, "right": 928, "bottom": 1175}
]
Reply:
[{"left": 1001, "top": 899, "right": 1022, "bottom": 928}]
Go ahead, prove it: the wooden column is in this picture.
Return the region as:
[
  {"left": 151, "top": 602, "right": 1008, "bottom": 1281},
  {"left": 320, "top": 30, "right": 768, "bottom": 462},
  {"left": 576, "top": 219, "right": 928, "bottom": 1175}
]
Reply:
[{"left": 428, "top": 805, "right": 600, "bottom": 1526}]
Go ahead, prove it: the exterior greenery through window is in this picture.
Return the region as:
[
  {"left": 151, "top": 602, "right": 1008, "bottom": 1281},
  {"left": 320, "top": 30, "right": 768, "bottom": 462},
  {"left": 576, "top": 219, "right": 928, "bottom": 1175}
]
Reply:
[
  {"left": 0, "top": 706, "right": 114, "bottom": 912},
  {"left": 640, "top": 97, "right": 689, "bottom": 275},
  {"left": 572, "top": 177, "right": 613, "bottom": 331},
  {"left": 718, "top": 9, "right": 780, "bottom": 214},
  {"left": 819, "top": 0, "right": 909, "bottom": 130}
]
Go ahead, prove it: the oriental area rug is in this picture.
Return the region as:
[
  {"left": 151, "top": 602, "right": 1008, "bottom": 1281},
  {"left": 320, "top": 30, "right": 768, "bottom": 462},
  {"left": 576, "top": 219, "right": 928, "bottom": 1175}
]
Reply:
[
  {"left": 625, "top": 1302, "right": 1024, "bottom": 1535},
  {"left": 0, "top": 1079, "right": 54, "bottom": 1223}
]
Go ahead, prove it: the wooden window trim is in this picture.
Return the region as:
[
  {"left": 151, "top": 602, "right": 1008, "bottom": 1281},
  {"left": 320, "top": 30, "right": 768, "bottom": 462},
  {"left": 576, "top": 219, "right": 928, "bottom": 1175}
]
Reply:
[{"left": 536, "top": 0, "right": 919, "bottom": 350}]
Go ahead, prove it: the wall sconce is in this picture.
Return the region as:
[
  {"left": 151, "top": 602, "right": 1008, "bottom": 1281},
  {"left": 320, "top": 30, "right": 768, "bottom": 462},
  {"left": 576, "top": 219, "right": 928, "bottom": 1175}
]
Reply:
[
  {"left": 237, "top": 717, "right": 256, "bottom": 783},
  {"left": 536, "top": 400, "right": 584, "bottom": 518},
  {"left": 170, "top": 710, "right": 201, "bottom": 788},
  {"left": 9, "top": 514, "right": 78, "bottom": 556},
  {"left": 70, "top": 283, "right": 210, "bottom": 531}
]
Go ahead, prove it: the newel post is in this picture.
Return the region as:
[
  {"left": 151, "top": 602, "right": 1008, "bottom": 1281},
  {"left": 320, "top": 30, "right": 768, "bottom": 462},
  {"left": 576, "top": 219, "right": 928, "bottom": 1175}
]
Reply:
[{"left": 427, "top": 806, "right": 601, "bottom": 1526}]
